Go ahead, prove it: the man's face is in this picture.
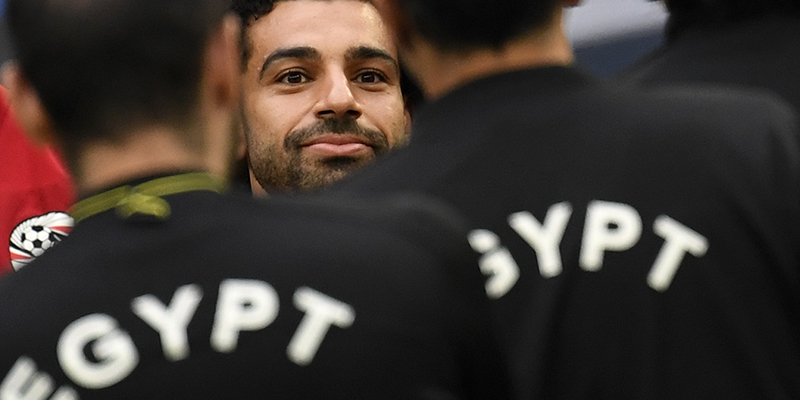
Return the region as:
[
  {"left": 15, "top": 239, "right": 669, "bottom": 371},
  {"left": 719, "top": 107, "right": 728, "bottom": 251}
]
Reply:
[{"left": 241, "top": 0, "right": 410, "bottom": 193}]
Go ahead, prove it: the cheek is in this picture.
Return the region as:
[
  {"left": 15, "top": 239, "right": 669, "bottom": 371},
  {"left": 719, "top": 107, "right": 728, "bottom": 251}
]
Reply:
[
  {"left": 373, "top": 96, "right": 409, "bottom": 146},
  {"left": 245, "top": 96, "right": 301, "bottom": 147},
  {"left": 257, "top": 89, "right": 321, "bottom": 132}
]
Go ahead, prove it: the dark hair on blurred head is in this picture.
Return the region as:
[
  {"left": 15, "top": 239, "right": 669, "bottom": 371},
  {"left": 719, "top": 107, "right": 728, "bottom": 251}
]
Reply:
[
  {"left": 666, "top": 0, "right": 800, "bottom": 35},
  {"left": 399, "top": 0, "right": 561, "bottom": 52},
  {"left": 6, "top": 0, "right": 229, "bottom": 153}
]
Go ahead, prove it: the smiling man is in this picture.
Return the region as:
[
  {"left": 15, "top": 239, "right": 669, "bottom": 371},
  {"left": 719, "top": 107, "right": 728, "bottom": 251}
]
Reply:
[
  {"left": 0, "top": 0, "right": 510, "bottom": 397},
  {"left": 233, "top": 0, "right": 410, "bottom": 194}
]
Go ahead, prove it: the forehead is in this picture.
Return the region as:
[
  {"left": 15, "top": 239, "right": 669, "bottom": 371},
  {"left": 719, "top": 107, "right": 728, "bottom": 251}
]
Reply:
[{"left": 247, "top": 0, "right": 397, "bottom": 61}]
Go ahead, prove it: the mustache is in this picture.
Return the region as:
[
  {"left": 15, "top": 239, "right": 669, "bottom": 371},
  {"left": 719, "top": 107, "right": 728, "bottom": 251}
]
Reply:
[{"left": 285, "top": 117, "right": 390, "bottom": 154}]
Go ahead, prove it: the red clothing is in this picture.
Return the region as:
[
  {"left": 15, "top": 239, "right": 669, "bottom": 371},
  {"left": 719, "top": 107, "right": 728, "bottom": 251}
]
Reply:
[{"left": 0, "top": 86, "right": 74, "bottom": 274}]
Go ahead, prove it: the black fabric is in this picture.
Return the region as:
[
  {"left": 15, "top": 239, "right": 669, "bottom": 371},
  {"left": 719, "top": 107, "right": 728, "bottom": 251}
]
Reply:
[
  {"left": 330, "top": 66, "right": 800, "bottom": 399},
  {"left": 621, "top": 14, "right": 800, "bottom": 115},
  {"left": 0, "top": 179, "right": 511, "bottom": 400}
]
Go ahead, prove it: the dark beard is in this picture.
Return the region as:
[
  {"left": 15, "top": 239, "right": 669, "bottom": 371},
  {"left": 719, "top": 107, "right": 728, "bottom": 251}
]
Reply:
[
  {"left": 284, "top": 117, "right": 389, "bottom": 154},
  {"left": 248, "top": 116, "right": 390, "bottom": 192}
]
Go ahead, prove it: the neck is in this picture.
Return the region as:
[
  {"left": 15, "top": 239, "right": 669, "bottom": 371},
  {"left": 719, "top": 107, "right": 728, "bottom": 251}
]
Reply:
[
  {"left": 74, "top": 127, "right": 209, "bottom": 193},
  {"left": 405, "top": 13, "right": 573, "bottom": 100}
]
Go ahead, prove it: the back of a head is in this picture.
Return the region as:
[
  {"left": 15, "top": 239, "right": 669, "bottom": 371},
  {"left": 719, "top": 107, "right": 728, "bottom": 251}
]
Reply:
[
  {"left": 6, "top": 0, "right": 229, "bottom": 148},
  {"left": 398, "top": 0, "right": 561, "bottom": 51},
  {"left": 666, "top": 0, "right": 800, "bottom": 34}
]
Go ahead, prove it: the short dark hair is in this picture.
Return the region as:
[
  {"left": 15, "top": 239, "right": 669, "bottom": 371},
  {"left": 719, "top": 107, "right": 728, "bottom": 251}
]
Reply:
[
  {"left": 230, "top": 0, "right": 279, "bottom": 68},
  {"left": 666, "top": 0, "right": 800, "bottom": 34},
  {"left": 230, "top": 0, "right": 369, "bottom": 68},
  {"left": 6, "top": 0, "right": 229, "bottom": 152},
  {"left": 230, "top": 0, "right": 424, "bottom": 107},
  {"left": 398, "top": 0, "right": 561, "bottom": 51}
]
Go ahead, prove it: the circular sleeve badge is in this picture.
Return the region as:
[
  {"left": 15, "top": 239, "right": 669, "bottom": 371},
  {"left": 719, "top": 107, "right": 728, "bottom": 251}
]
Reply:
[{"left": 9, "top": 211, "right": 74, "bottom": 271}]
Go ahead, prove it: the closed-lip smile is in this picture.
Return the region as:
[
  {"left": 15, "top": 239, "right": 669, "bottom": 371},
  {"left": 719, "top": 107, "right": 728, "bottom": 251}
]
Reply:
[{"left": 301, "top": 134, "right": 375, "bottom": 157}]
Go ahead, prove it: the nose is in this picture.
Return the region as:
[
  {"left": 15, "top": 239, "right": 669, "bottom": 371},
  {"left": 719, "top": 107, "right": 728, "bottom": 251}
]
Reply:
[{"left": 314, "top": 70, "right": 362, "bottom": 120}]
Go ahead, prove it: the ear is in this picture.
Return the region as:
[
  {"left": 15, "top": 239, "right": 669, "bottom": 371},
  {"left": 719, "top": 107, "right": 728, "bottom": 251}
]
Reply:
[
  {"left": 1, "top": 61, "right": 58, "bottom": 147},
  {"left": 202, "top": 14, "right": 241, "bottom": 111},
  {"left": 198, "top": 15, "right": 245, "bottom": 180}
]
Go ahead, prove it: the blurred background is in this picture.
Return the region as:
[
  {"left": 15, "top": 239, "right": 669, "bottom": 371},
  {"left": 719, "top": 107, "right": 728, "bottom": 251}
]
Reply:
[
  {"left": 568, "top": 0, "right": 668, "bottom": 77},
  {"left": 0, "top": 0, "right": 9, "bottom": 67},
  {"left": 0, "top": 0, "right": 668, "bottom": 79}
]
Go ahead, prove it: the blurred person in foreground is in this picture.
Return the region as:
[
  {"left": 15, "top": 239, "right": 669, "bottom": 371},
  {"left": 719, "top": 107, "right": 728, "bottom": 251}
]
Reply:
[
  {"left": 233, "top": 0, "right": 412, "bottom": 195},
  {"left": 621, "top": 0, "right": 800, "bottom": 113},
  {"left": 0, "top": 85, "right": 74, "bottom": 274},
  {"left": 329, "top": 0, "right": 800, "bottom": 398},
  {"left": 0, "top": 0, "right": 510, "bottom": 398}
]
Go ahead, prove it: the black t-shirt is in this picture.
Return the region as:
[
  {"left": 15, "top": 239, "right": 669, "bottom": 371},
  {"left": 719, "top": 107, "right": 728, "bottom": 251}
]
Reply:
[
  {"left": 330, "top": 67, "right": 800, "bottom": 399},
  {"left": 0, "top": 173, "right": 510, "bottom": 400},
  {"left": 620, "top": 14, "right": 800, "bottom": 115}
]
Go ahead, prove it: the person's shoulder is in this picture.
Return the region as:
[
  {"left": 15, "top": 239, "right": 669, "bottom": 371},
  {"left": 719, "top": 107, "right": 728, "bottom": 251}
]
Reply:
[
  {"left": 642, "top": 84, "right": 795, "bottom": 115},
  {"left": 607, "top": 83, "right": 798, "bottom": 136},
  {"left": 205, "top": 192, "right": 488, "bottom": 323},
  {"left": 268, "top": 191, "right": 474, "bottom": 256},
  {"left": 612, "top": 84, "right": 800, "bottom": 197},
  {"left": 191, "top": 190, "right": 476, "bottom": 273},
  {"left": 0, "top": 241, "right": 82, "bottom": 332}
]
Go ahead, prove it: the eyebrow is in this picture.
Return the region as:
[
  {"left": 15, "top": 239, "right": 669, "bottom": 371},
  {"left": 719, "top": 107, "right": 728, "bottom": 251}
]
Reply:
[
  {"left": 345, "top": 46, "right": 399, "bottom": 73},
  {"left": 259, "top": 46, "right": 322, "bottom": 81}
]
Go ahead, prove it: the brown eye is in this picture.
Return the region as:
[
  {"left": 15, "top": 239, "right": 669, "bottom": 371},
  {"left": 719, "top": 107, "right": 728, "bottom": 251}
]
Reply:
[
  {"left": 280, "top": 71, "right": 308, "bottom": 84},
  {"left": 356, "top": 71, "right": 386, "bottom": 84}
]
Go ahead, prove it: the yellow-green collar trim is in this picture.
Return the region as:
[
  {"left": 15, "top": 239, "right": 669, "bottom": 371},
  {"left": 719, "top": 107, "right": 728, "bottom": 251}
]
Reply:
[{"left": 70, "top": 173, "right": 227, "bottom": 223}]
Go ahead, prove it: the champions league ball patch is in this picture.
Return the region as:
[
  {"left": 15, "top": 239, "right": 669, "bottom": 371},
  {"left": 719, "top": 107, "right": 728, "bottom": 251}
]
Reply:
[{"left": 9, "top": 212, "right": 74, "bottom": 271}]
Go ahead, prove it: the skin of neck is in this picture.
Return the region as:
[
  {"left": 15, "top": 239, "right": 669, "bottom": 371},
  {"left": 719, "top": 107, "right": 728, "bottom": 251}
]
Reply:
[
  {"left": 249, "top": 169, "right": 269, "bottom": 197},
  {"left": 74, "top": 127, "right": 215, "bottom": 194},
  {"left": 56, "top": 16, "right": 243, "bottom": 195},
  {"left": 402, "top": 8, "right": 574, "bottom": 100}
]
